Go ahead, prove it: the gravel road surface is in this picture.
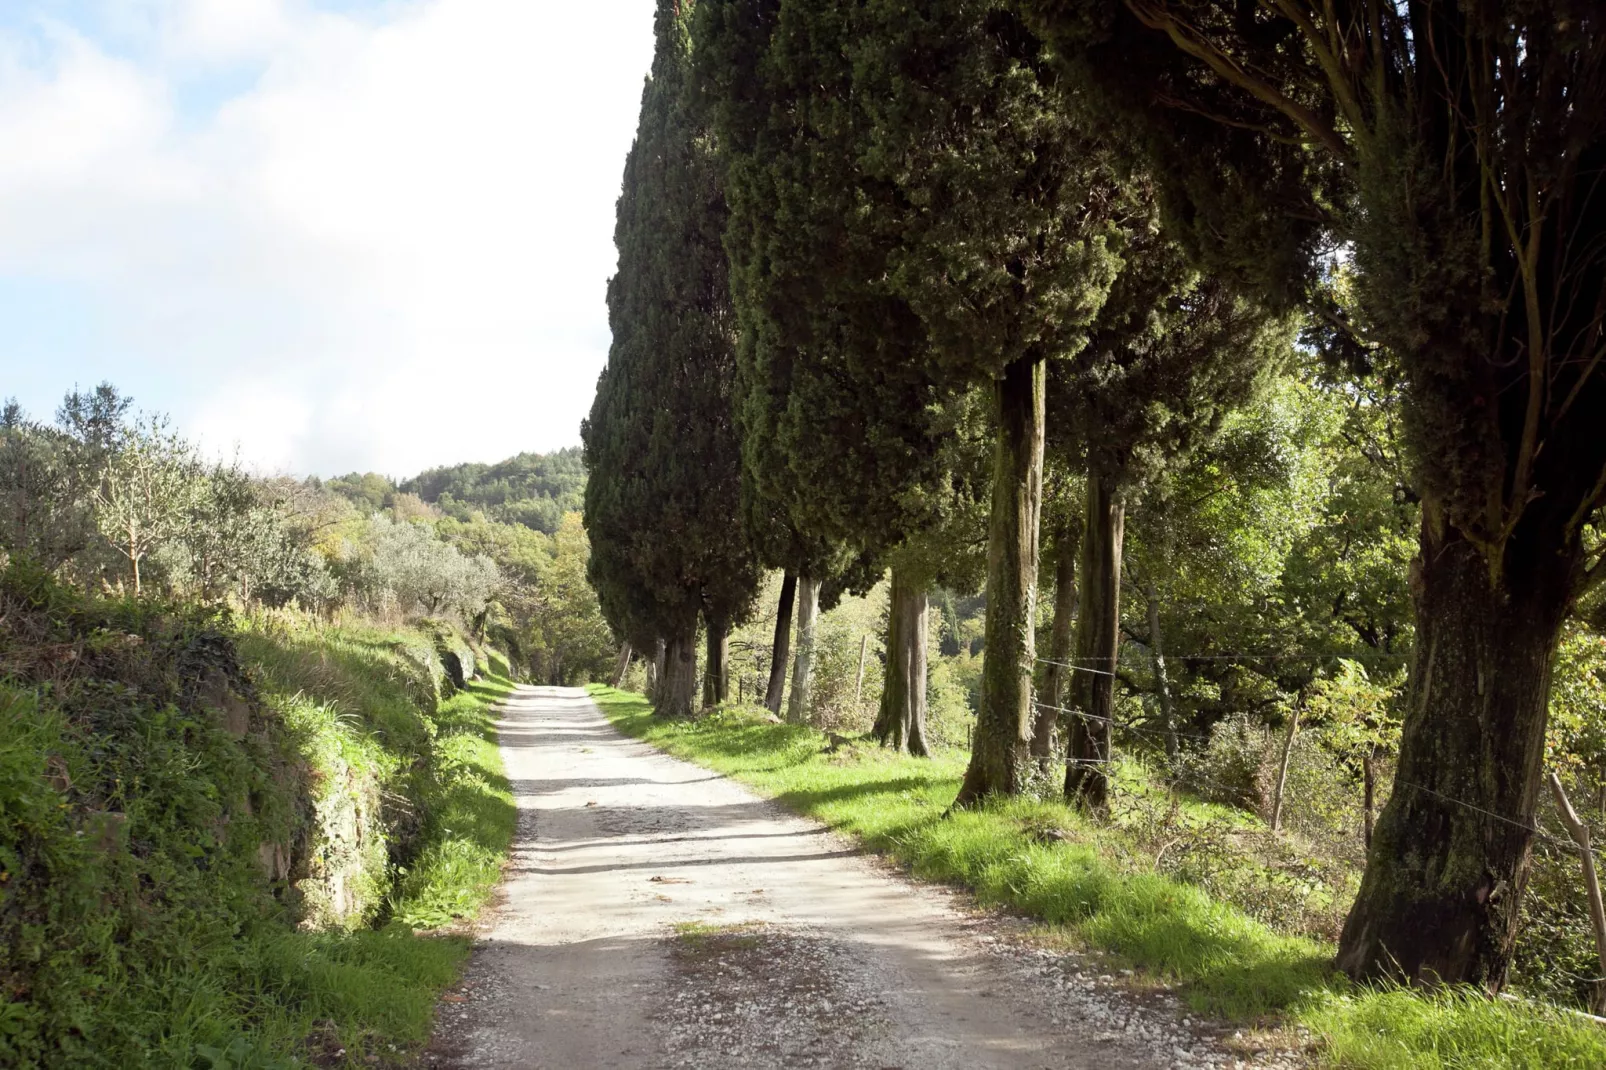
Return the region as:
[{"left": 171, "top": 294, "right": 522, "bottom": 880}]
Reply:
[{"left": 427, "top": 686, "right": 1305, "bottom": 1070}]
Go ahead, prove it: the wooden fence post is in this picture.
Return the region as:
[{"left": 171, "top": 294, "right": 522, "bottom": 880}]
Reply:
[
  {"left": 853, "top": 634, "right": 869, "bottom": 707},
  {"left": 1550, "top": 771, "right": 1606, "bottom": 1016},
  {"left": 1269, "top": 706, "right": 1302, "bottom": 833}
]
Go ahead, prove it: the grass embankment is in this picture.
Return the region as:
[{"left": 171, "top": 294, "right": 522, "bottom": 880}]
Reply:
[
  {"left": 0, "top": 561, "right": 515, "bottom": 1069},
  {"left": 588, "top": 686, "right": 1606, "bottom": 1070}
]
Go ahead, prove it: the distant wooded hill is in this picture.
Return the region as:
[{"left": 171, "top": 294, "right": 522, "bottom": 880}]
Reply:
[{"left": 324, "top": 447, "right": 586, "bottom": 534}]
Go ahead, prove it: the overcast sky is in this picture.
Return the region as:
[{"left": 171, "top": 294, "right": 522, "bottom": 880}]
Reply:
[{"left": 0, "top": 0, "right": 656, "bottom": 477}]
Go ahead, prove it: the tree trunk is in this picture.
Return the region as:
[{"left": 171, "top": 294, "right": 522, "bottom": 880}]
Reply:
[
  {"left": 656, "top": 627, "right": 698, "bottom": 719},
  {"left": 1363, "top": 752, "right": 1377, "bottom": 851},
  {"left": 1032, "top": 511, "right": 1081, "bottom": 761},
  {"left": 786, "top": 576, "right": 821, "bottom": 725},
  {"left": 1145, "top": 580, "right": 1178, "bottom": 764},
  {"left": 765, "top": 573, "right": 798, "bottom": 714},
  {"left": 1336, "top": 521, "right": 1576, "bottom": 989},
  {"left": 873, "top": 568, "right": 929, "bottom": 756},
  {"left": 647, "top": 638, "right": 667, "bottom": 702},
  {"left": 702, "top": 614, "right": 729, "bottom": 708},
  {"left": 612, "top": 642, "right": 633, "bottom": 688},
  {"left": 131, "top": 551, "right": 142, "bottom": 596},
  {"left": 955, "top": 354, "right": 1045, "bottom": 806},
  {"left": 1065, "top": 469, "right": 1124, "bottom": 812}
]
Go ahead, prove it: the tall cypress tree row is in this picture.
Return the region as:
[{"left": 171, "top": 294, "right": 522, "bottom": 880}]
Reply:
[
  {"left": 696, "top": 0, "right": 977, "bottom": 737},
  {"left": 699, "top": 0, "right": 1119, "bottom": 789},
  {"left": 1021, "top": 0, "right": 1606, "bottom": 986},
  {"left": 848, "top": 0, "right": 1120, "bottom": 804},
  {"left": 582, "top": 0, "right": 759, "bottom": 719}
]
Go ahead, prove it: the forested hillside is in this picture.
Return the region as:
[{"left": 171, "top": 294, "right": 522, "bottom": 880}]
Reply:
[
  {"left": 580, "top": 1, "right": 1606, "bottom": 1067},
  {"left": 321, "top": 448, "right": 586, "bottom": 537},
  {"left": 401, "top": 449, "right": 586, "bottom": 533}
]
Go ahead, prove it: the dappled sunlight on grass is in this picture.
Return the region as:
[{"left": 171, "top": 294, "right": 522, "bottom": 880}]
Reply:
[{"left": 588, "top": 685, "right": 1606, "bottom": 1069}]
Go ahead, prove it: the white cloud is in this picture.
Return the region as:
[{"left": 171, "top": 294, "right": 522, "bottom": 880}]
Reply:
[
  {"left": 162, "top": 0, "right": 299, "bottom": 62},
  {"left": 0, "top": 0, "right": 655, "bottom": 475}
]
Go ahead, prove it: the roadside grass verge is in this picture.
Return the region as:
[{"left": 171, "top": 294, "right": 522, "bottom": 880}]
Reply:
[
  {"left": 0, "top": 561, "right": 516, "bottom": 1069},
  {"left": 587, "top": 686, "right": 1606, "bottom": 1070},
  {"left": 236, "top": 619, "right": 518, "bottom": 1061}
]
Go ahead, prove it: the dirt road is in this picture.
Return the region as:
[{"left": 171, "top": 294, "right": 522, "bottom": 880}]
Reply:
[{"left": 428, "top": 686, "right": 1293, "bottom": 1070}]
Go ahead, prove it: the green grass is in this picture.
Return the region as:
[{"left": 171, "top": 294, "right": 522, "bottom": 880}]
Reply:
[
  {"left": 233, "top": 620, "right": 519, "bottom": 1059},
  {"left": 390, "top": 671, "right": 518, "bottom": 928},
  {"left": 0, "top": 560, "right": 516, "bottom": 1069},
  {"left": 588, "top": 686, "right": 1606, "bottom": 1070}
]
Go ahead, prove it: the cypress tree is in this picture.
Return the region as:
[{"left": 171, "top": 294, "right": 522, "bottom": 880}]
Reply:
[
  {"left": 699, "top": 0, "right": 1120, "bottom": 790},
  {"left": 582, "top": 0, "right": 760, "bottom": 719},
  {"left": 851, "top": 0, "right": 1120, "bottom": 804},
  {"left": 697, "top": 0, "right": 989, "bottom": 738},
  {"left": 1050, "top": 221, "right": 1292, "bottom": 810},
  {"left": 1022, "top": 0, "right": 1606, "bottom": 987}
]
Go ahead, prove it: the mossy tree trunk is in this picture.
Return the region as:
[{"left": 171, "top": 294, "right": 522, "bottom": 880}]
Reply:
[
  {"left": 1065, "top": 469, "right": 1124, "bottom": 811},
  {"left": 1033, "top": 511, "right": 1081, "bottom": 761},
  {"left": 786, "top": 576, "right": 821, "bottom": 725},
  {"left": 956, "top": 355, "right": 1045, "bottom": 805},
  {"left": 656, "top": 628, "right": 698, "bottom": 719},
  {"left": 1336, "top": 517, "right": 1578, "bottom": 989},
  {"left": 765, "top": 573, "right": 798, "bottom": 714},
  {"left": 612, "top": 642, "right": 633, "bottom": 688},
  {"left": 702, "top": 614, "right": 729, "bottom": 708},
  {"left": 873, "top": 567, "right": 930, "bottom": 756}
]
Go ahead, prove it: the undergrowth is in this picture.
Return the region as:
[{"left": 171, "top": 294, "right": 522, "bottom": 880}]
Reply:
[
  {"left": 588, "top": 686, "right": 1606, "bottom": 1070},
  {"left": 0, "top": 560, "right": 515, "bottom": 1068}
]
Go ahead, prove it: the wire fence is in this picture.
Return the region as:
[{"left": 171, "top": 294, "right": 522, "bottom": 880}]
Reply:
[{"left": 1032, "top": 652, "right": 1597, "bottom": 860}]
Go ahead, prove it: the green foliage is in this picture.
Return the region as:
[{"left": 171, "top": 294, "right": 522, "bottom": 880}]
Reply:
[
  {"left": 1516, "top": 627, "right": 1606, "bottom": 1009},
  {"left": 91, "top": 412, "right": 202, "bottom": 593},
  {"left": 1021, "top": 0, "right": 1606, "bottom": 983},
  {"left": 0, "top": 385, "right": 125, "bottom": 570},
  {"left": 339, "top": 514, "right": 500, "bottom": 622},
  {"left": 583, "top": 0, "right": 760, "bottom": 658},
  {"left": 925, "top": 650, "right": 978, "bottom": 750},
  {"left": 1307, "top": 988, "right": 1606, "bottom": 1070},
  {"left": 1051, "top": 214, "right": 1293, "bottom": 496},
  {"left": 400, "top": 448, "right": 586, "bottom": 535},
  {"left": 702, "top": 0, "right": 1111, "bottom": 566},
  {"left": 1119, "top": 375, "right": 1416, "bottom": 744},
  {"left": 519, "top": 514, "right": 618, "bottom": 685},
  {"left": 0, "top": 562, "right": 514, "bottom": 1066},
  {"left": 591, "top": 684, "right": 1606, "bottom": 1069},
  {"left": 322, "top": 472, "right": 397, "bottom": 516},
  {"left": 1546, "top": 627, "right": 1606, "bottom": 777},
  {"left": 242, "top": 619, "right": 516, "bottom": 932}
]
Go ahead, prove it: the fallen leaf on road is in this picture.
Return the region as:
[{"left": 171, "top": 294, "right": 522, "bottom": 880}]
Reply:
[
  {"left": 650, "top": 875, "right": 691, "bottom": 884},
  {"left": 585, "top": 801, "right": 598, "bottom": 807}
]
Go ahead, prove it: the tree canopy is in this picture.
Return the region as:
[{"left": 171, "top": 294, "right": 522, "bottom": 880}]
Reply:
[
  {"left": 583, "top": 0, "right": 760, "bottom": 717},
  {"left": 1022, "top": 0, "right": 1606, "bottom": 989}
]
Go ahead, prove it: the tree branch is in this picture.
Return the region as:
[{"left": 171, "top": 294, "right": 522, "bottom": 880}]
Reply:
[{"left": 1124, "top": 0, "right": 1349, "bottom": 159}]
